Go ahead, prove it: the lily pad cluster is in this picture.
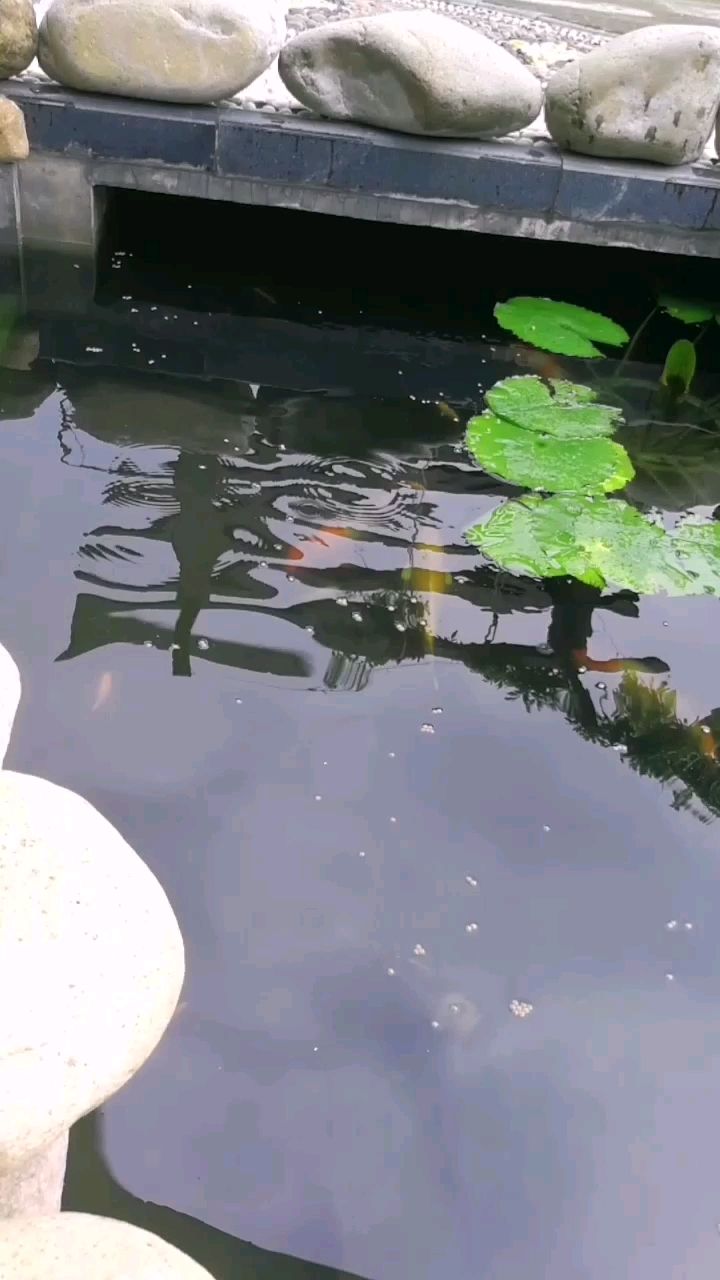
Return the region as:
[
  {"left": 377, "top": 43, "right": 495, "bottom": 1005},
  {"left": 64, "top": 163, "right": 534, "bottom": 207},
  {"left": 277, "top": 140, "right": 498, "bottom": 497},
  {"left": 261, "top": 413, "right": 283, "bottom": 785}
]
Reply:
[
  {"left": 463, "top": 296, "right": 720, "bottom": 597},
  {"left": 467, "top": 375, "right": 633, "bottom": 495}
]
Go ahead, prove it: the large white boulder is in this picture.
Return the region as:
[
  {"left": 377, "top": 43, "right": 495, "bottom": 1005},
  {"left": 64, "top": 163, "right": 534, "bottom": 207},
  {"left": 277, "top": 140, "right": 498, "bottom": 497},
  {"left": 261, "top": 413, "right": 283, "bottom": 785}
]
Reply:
[
  {"left": 0, "top": 1213, "right": 214, "bottom": 1277},
  {"left": 545, "top": 24, "right": 720, "bottom": 165},
  {"left": 38, "top": 0, "right": 286, "bottom": 104},
  {"left": 278, "top": 11, "right": 543, "bottom": 138},
  {"left": 0, "top": 642, "right": 184, "bottom": 1216},
  {"left": 0, "top": 0, "right": 36, "bottom": 78}
]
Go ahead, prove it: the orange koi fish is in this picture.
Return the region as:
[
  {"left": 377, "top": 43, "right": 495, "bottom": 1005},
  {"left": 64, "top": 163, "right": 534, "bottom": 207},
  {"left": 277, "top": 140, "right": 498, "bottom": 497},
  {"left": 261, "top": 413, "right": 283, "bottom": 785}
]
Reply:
[
  {"left": 510, "top": 344, "right": 568, "bottom": 382},
  {"left": 92, "top": 671, "right": 114, "bottom": 711}
]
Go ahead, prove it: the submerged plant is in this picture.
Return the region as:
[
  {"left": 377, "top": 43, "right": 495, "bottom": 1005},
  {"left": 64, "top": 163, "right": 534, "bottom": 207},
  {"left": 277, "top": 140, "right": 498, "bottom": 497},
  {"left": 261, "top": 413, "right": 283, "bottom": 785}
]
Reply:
[{"left": 661, "top": 339, "right": 696, "bottom": 398}]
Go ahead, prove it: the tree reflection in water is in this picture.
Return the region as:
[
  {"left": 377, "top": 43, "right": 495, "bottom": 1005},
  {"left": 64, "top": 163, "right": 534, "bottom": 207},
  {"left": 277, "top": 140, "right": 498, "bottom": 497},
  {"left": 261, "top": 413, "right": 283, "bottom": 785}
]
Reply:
[{"left": 55, "top": 368, "right": 720, "bottom": 823}]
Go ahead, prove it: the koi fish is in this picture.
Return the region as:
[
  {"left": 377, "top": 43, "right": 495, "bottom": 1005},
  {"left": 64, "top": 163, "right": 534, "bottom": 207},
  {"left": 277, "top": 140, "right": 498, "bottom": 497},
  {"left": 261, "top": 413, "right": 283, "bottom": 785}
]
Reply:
[
  {"left": 300, "top": 526, "right": 365, "bottom": 566},
  {"left": 91, "top": 671, "right": 114, "bottom": 711},
  {"left": 571, "top": 650, "right": 669, "bottom": 676},
  {"left": 509, "top": 344, "right": 568, "bottom": 382}
]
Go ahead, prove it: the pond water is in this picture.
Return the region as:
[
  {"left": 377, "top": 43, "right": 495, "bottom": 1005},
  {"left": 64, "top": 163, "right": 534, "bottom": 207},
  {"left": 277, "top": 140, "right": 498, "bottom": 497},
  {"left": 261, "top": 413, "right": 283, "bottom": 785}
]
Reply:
[{"left": 4, "top": 222, "right": 720, "bottom": 1280}]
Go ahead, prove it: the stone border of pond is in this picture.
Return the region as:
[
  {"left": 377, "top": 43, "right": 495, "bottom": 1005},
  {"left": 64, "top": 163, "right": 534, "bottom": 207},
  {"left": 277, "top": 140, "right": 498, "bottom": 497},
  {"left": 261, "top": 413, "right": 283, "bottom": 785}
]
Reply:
[{"left": 0, "top": 77, "right": 719, "bottom": 260}]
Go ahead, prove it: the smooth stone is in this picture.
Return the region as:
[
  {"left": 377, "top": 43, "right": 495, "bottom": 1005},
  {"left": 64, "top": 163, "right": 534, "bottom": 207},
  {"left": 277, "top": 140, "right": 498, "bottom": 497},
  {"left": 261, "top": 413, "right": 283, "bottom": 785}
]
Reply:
[
  {"left": 545, "top": 24, "right": 720, "bottom": 165},
  {"left": 278, "top": 11, "right": 543, "bottom": 138},
  {"left": 38, "top": 0, "right": 286, "bottom": 104},
  {"left": 0, "top": 1213, "right": 214, "bottom": 1277},
  {"left": 0, "top": 766, "right": 184, "bottom": 1201},
  {"left": 0, "top": 98, "right": 29, "bottom": 162},
  {"left": 0, "top": 0, "right": 36, "bottom": 78}
]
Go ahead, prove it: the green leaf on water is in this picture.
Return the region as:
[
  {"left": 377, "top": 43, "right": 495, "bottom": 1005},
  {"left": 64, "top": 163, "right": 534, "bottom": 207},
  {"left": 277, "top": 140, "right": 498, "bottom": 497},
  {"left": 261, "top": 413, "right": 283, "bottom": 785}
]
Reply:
[
  {"left": 466, "top": 495, "right": 698, "bottom": 594},
  {"left": 658, "top": 294, "right": 716, "bottom": 324},
  {"left": 465, "top": 412, "right": 634, "bottom": 495},
  {"left": 485, "top": 375, "right": 623, "bottom": 440},
  {"left": 494, "top": 297, "right": 629, "bottom": 358},
  {"left": 661, "top": 339, "right": 696, "bottom": 395}
]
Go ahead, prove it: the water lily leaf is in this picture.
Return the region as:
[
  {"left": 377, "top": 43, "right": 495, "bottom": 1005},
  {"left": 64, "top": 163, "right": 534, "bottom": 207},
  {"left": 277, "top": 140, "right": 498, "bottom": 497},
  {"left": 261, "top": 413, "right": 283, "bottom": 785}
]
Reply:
[
  {"left": 467, "top": 494, "right": 695, "bottom": 594},
  {"left": 672, "top": 522, "right": 720, "bottom": 594},
  {"left": 466, "top": 413, "right": 634, "bottom": 495},
  {"left": 494, "top": 297, "right": 629, "bottom": 358},
  {"left": 466, "top": 494, "right": 604, "bottom": 585},
  {"left": 661, "top": 339, "right": 696, "bottom": 395},
  {"left": 658, "top": 294, "right": 716, "bottom": 324},
  {"left": 485, "top": 375, "right": 623, "bottom": 440}
]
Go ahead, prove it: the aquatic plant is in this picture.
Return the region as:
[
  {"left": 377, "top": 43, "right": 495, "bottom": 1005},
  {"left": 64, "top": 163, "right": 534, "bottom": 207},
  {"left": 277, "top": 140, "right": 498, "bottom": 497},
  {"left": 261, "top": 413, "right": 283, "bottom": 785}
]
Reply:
[
  {"left": 494, "top": 297, "right": 629, "bottom": 357},
  {"left": 466, "top": 298, "right": 720, "bottom": 597}
]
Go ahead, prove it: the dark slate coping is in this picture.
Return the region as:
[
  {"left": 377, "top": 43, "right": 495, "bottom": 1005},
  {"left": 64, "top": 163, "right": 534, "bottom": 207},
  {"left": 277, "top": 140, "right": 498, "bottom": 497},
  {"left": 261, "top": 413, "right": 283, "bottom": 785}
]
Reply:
[
  {"left": 0, "top": 78, "right": 218, "bottom": 169},
  {"left": 2, "top": 77, "right": 720, "bottom": 236}
]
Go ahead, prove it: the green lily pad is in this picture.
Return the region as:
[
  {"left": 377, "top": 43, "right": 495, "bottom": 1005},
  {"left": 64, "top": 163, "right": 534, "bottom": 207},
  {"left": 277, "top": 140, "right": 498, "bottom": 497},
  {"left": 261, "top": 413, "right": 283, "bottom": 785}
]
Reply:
[
  {"left": 467, "top": 494, "right": 696, "bottom": 593},
  {"left": 494, "top": 297, "right": 629, "bottom": 358},
  {"left": 466, "top": 413, "right": 634, "bottom": 495},
  {"left": 658, "top": 294, "right": 716, "bottom": 324},
  {"left": 485, "top": 376, "right": 623, "bottom": 440},
  {"left": 672, "top": 522, "right": 720, "bottom": 594}
]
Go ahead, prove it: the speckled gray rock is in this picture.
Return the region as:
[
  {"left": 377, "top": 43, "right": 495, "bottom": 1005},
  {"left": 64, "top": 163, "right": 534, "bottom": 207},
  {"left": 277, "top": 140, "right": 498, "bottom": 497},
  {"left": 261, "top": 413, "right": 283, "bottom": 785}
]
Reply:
[
  {"left": 38, "top": 0, "right": 286, "bottom": 104},
  {"left": 545, "top": 24, "right": 720, "bottom": 165},
  {"left": 278, "top": 11, "right": 543, "bottom": 137},
  {"left": 0, "top": 0, "right": 36, "bottom": 78},
  {"left": 0, "top": 1213, "right": 214, "bottom": 1277},
  {"left": 0, "top": 641, "right": 184, "bottom": 1215}
]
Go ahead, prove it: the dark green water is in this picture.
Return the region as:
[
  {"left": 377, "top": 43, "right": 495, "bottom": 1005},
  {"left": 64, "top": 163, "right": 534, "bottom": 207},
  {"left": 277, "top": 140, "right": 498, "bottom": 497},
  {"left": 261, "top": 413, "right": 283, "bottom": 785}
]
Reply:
[{"left": 3, "top": 232, "right": 720, "bottom": 1280}]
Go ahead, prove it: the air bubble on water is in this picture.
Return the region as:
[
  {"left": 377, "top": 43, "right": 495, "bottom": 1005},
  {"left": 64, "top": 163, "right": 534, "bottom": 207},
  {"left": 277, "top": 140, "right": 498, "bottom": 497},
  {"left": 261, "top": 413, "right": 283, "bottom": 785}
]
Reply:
[
  {"left": 235, "top": 698, "right": 243, "bottom": 705},
  {"left": 387, "top": 603, "right": 396, "bottom": 612},
  {"left": 337, "top": 597, "right": 348, "bottom": 607},
  {"left": 122, "top": 295, "right": 132, "bottom": 301},
  {"left": 613, "top": 743, "right": 628, "bottom": 754},
  {"left": 665, "top": 972, "right": 675, "bottom": 982},
  {"left": 465, "top": 875, "right": 478, "bottom": 887},
  {"left": 287, "top": 574, "right": 295, "bottom": 583},
  {"left": 432, "top": 706, "right": 443, "bottom": 715},
  {"left": 314, "top": 794, "right": 322, "bottom": 802},
  {"left": 702, "top": 724, "right": 712, "bottom": 734},
  {"left": 198, "top": 464, "right": 207, "bottom": 471},
  {"left": 662, "top": 620, "right": 669, "bottom": 627},
  {"left": 198, "top": 638, "right": 209, "bottom": 651},
  {"left": 449, "top": 1002, "right": 460, "bottom": 1014},
  {"left": 358, "top": 850, "right": 366, "bottom": 857},
  {"left": 394, "top": 622, "right": 406, "bottom": 632},
  {"left": 577, "top": 665, "right": 587, "bottom": 674},
  {"left": 542, "top": 824, "right": 550, "bottom": 833},
  {"left": 313, "top": 1046, "right": 319, "bottom": 1053},
  {"left": 413, "top": 944, "right": 427, "bottom": 957},
  {"left": 666, "top": 919, "right": 679, "bottom": 931},
  {"left": 465, "top": 922, "right": 479, "bottom": 934},
  {"left": 169, "top": 643, "right": 180, "bottom": 652},
  {"left": 684, "top": 921, "right": 694, "bottom": 930},
  {"left": 352, "top": 611, "right": 363, "bottom": 622},
  {"left": 596, "top": 681, "right": 607, "bottom": 691},
  {"left": 388, "top": 751, "right": 396, "bottom": 759},
  {"left": 509, "top": 999, "right": 533, "bottom": 1018},
  {"left": 431, "top": 1020, "right": 440, "bottom": 1029},
  {"left": 305, "top": 625, "right": 314, "bottom": 635},
  {"left": 250, "top": 482, "right": 261, "bottom": 494},
  {"left": 457, "top": 575, "right": 469, "bottom": 585},
  {"left": 387, "top": 967, "right": 395, "bottom": 976},
  {"left": 421, "top": 723, "right": 435, "bottom": 734},
  {"left": 85, "top": 346, "right": 103, "bottom": 353},
  {"left": 130, "top": 307, "right": 138, "bottom": 313},
  {"left": 390, "top": 816, "right": 397, "bottom": 823},
  {"left": 143, "top": 640, "right": 153, "bottom": 648}
]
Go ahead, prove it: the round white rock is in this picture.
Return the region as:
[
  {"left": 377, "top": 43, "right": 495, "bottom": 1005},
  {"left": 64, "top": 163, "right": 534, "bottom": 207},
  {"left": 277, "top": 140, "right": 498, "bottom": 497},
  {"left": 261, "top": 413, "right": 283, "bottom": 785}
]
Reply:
[
  {"left": 279, "top": 11, "right": 543, "bottom": 138},
  {"left": 38, "top": 0, "right": 286, "bottom": 104},
  {"left": 0, "top": 767, "right": 184, "bottom": 1209},
  {"left": 0, "top": 1213, "right": 214, "bottom": 1278},
  {"left": 545, "top": 24, "right": 720, "bottom": 165}
]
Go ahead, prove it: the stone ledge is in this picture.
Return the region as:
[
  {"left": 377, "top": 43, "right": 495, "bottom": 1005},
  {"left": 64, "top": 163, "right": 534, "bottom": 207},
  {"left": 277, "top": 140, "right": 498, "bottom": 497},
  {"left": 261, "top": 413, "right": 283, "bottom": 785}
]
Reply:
[{"left": 1, "top": 77, "right": 720, "bottom": 256}]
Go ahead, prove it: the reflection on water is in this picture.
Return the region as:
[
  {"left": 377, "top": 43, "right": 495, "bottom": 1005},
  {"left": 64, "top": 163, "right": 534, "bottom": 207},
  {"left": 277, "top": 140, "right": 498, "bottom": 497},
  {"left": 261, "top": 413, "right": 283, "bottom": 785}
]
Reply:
[
  {"left": 52, "top": 363, "right": 720, "bottom": 823},
  {"left": 3, "top": 274, "right": 720, "bottom": 1280}
]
